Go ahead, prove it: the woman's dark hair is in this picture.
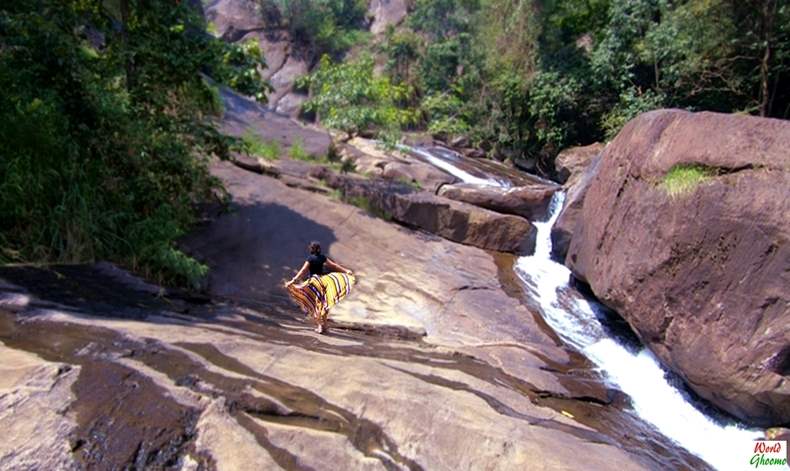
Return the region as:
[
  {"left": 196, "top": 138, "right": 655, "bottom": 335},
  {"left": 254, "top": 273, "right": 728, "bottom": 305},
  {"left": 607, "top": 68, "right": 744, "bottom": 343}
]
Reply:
[{"left": 308, "top": 241, "right": 321, "bottom": 255}]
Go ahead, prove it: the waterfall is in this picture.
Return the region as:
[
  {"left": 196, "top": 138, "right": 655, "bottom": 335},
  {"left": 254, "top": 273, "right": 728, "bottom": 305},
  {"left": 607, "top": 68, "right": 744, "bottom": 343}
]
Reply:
[
  {"left": 516, "top": 193, "right": 760, "bottom": 471},
  {"left": 409, "top": 145, "right": 761, "bottom": 471},
  {"left": 400, "top": 145, "right": 509, "bottom": 187}
]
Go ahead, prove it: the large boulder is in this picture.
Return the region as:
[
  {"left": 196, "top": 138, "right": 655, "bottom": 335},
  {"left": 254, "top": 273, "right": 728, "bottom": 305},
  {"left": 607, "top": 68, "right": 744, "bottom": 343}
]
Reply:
[
  {"left": 324, "top": 174, "right": 537, "bottom": 255},
  {"left": 555, "top": 142, "right": 605, "bottom": 184},
  {"left": 368, "top": 0, "right": 409, "bottom": 35},
  {"left": 204, "top": 0, "right": 266, "bottom": 41},
  {"left": 438, "top": 183, "right": 559, "bottom": 221},
  {"left": 566, "top": 109, "right": 790, "bottom": 426},
  {"left": 381, "top": 162, "right": 457, "bottom": 192},
  {"left": 0, "top": 166, "right": 709, "bottom": 470},
  {"left": 550, "top": 154, "right": 602, "bottom": 261},
  {"left": 344, "top": 138, "right": 458, "bottom": 192},
  {"left": 220, "top": 87, "right": 331, "bottom": 158}
]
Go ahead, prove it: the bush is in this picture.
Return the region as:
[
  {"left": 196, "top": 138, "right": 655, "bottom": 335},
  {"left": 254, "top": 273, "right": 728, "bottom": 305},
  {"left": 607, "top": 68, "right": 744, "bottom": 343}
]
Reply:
[
  {"left": 288, "top": 139, "right": 310, "bottom": 160},
  {"left": 299, "top": 55, "right": 418, "bottom": 142},
  {"left": 214, "top": 38, "right": 273, "bottom": 102},
  {"left": 0, "top": 1, "right": 267, "bottom": 287},
  {"left": 242, "top": 130, "right": 281, "bottom": 160},
  {"left": 601, "top": 88, "right": 666, "bottom": 138}
]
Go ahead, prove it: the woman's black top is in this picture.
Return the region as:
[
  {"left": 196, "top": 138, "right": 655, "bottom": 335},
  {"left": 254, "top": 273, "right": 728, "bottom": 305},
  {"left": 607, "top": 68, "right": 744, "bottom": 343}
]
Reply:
[{"left": 307, "top": 254, "right": 327, "bottom": 276}]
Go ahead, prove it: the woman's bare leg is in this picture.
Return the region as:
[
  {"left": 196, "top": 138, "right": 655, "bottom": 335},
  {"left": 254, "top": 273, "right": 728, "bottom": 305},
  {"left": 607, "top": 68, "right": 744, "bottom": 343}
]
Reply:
[{"left": 313, "top": 308, "right": 327, "bottom": 334}]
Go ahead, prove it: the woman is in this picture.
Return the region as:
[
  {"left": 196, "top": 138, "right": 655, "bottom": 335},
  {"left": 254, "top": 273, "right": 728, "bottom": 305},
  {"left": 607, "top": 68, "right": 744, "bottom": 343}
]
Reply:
[{"left": 285, "top": 241, "right": 355, "bottom": 334}]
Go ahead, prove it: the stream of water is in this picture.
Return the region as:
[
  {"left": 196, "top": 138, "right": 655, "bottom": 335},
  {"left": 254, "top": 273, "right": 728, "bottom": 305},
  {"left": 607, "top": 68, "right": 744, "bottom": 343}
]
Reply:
[
  {"left": 401, "top": 145, "right": 511, "bottom": 187},
  {"left": 410, "top": 146, "right": 761, "bottom": 471}
]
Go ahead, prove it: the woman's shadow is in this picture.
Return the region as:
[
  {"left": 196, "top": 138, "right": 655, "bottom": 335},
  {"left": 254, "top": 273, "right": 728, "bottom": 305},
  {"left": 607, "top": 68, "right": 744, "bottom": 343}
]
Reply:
[{"left": 180, "top": 201, "right": 337, "bottom": 308}]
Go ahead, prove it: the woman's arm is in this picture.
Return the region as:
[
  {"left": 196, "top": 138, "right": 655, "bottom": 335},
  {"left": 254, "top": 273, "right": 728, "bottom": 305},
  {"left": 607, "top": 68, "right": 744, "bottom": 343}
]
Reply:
[
  {"left": 326, "top": 258, "right": 353, "bottom": 275},
  {"left": 286, "top": 262, "right": 309, "bottom": 286}
]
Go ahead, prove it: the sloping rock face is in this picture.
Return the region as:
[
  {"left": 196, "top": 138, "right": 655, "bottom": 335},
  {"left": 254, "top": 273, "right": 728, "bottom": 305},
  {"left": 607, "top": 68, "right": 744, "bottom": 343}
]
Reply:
[
  {"left": 220, "top": 87, "right": 331, "bottom": 158},
  {"left": 343, "top": 138, "right": 458, "bottom": 192},
  {"left": 551, "top": 154, "right": 602, "bottom": 261},
  {"left": 555, "top": 142, "right": 604, "bottom": 184},
  {"left": 323, "top": 173, "right": 538, "bottom": 255},
  {"left": 205, "top": 0, "right": 309, "bottom": 116},
  {"left": 0, "top": 162, "right": 711, "bottom": 470},
  {"left": 205, "top": 0, "right": 266, "bottom": 41},
  {"left": 566, "top": 109, "right": 790, "bottom": 426},
  {"left": 409, "top": 146, "right": 556, "bottom": 188},
  {"left": 368, "top": 0, "right": 409, "bottom": 35},
  {"left": 438, "top": 183, "right": 559, "bottom": 221}
]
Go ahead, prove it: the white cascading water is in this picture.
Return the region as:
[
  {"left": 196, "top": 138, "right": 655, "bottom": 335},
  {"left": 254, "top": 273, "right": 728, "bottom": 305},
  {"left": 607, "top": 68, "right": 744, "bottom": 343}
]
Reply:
[
  {"left": 411, "top": 146, "right": 761, "bottom": 471},
  {"left": 402, "top": 146, "right": 508, "bottom": 187}
]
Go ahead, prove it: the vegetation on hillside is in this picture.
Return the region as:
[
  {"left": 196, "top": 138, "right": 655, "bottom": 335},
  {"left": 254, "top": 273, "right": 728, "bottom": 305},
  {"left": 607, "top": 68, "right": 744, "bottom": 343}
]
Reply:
[
  {"left": 297, "top": 54, "right": 419, "bottom": 143},
  {"left": 261, "top": 0, "right": 370, "bottom": 59},
  {"left": 299, "top": 0, "right": 790, "bottom": 175},
  {"left": 2, "top": 0, "right": 787, "bottom": 286},
  {"left": 0, "top": 1, "right": 270, "bottom": 287}
]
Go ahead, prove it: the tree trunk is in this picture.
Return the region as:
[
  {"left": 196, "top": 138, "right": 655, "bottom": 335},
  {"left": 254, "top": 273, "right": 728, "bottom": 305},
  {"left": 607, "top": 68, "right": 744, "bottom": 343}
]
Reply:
[
  {"left": 119, "top": 0, "right": 135, "bottom": 91},
  {"left": 758, "top": 0, "right": 777, "bottom": 117}
]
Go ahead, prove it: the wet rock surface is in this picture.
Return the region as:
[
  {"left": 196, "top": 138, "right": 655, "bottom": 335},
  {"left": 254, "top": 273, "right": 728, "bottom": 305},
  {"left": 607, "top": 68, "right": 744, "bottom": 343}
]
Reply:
[
  {"left": 0, "top": 160, "right": 711, "bottom": 470},
  {"left": 566, "top": 109, "right": 790, "bottom": 426},
  {"left": 343, "top": 138, "right": 459, "bottom": 193},
  {"left": 551, "top": 154, "right": 602, "bottom": 261},
  {"left": 438, "top": 182, "right": 559, "bottom": 221},
  {"left": 409, "top": 146, "right": 557, "bottom": 188},
  {"left": 321, "top": 171, "right": 538, "bottom": 255}
]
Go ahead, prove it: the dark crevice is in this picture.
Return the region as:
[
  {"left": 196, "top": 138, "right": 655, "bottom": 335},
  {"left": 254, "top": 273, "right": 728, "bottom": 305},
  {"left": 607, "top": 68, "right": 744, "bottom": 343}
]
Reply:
[
  {"left": 176, "top": 343, "right": 425, "bottom": 471},
  {"left": 387, "top": 365, "right": 612, "bottom": 445}
]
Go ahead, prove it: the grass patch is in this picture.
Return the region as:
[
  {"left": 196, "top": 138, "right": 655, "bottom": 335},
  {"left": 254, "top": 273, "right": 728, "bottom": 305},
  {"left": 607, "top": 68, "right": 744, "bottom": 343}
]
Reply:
[
  {"left": 288, "top": 140, "right": 357, "bottom": 173},
  {"left": 242, "top": 129, "right": 281, "bottom": 161},
  {"left": 206, "top": 21, "right": 218, "bottom": 36},
  {"left": 661, "top": 164, "right": 715, "bottom": 197},
  {"left": 288, "top": 138, "right": 310, "bottom": 160},
  {"left": 397, "top": 177, "right": 422, "bottom": 190},
  {"left": 346, "top": 195, "right": 392, "bottom": 220},
  {"left": 328, "top": 190, "right": 392, "bottom": 221}
]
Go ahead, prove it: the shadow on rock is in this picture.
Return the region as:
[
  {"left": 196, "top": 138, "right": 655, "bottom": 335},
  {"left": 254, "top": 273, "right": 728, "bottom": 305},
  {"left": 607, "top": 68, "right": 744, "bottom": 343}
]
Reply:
[{"left": 181, "top": 200, "right": 337, "bottom": 307}]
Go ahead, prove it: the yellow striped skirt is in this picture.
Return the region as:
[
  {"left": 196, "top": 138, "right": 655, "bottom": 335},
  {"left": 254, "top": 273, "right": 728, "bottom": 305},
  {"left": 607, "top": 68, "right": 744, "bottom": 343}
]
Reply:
[{"left": 287, "top": 273, "right": 356, "bottom": 322}]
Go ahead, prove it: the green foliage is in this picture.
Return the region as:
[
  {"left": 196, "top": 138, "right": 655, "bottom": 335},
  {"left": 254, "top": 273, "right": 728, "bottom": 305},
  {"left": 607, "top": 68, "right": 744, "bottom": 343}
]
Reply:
[
  {"left": 422, "top": 92, "right": 471, "bottom": 138},
  {"left": 213, "top": 38, "right": 272, "bottom": 102},
  {"left": 661, "top": 164, "right": 714, "bottom": 197},
  {"left": 381, "top": 28, "right": 422, "bottom": 84},
  {"left": 397, "top": 177, "right": 422, "bottom": 190},
  {"left": 267, "top": 0, "right": 368, "bottom": 59},
  {"left": 409, "top": 0, "right": 480, "bottom": 40},
  {"left": 299, "top": 55, "right": 418, "bottom": 141},
  {"left": 527, "top": 71, "right": 583, "bottom": 157},
  {"left": 602, "top": 88, "right": 666, "bottom": 138},
  {"left": 339, "top": 159, "right": 357, "bottom": 174},
  {"left": 373, "top": 0, "right": 790, "bottom": 176},
  {"left": 288, "top": 139, "right": 310, "bottom": 160},
  {"left": 325, "top": 188, "right": 390, "bottom": 219},
  {"left": 0, "top": 1, "right": 268, "bottom": 287},
  {"left": 242, "top": 130, "right": 281, "bottom": 160}
]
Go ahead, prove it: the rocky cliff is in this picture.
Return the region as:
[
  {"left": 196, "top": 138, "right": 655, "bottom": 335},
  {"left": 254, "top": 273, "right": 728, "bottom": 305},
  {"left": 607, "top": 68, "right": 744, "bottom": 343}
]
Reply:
[
  {"left": 0, "top": 160, "right": 710, "bottom": 469},
  {"left": 566, "top": 109, "right": 790, "bottom": 426}
]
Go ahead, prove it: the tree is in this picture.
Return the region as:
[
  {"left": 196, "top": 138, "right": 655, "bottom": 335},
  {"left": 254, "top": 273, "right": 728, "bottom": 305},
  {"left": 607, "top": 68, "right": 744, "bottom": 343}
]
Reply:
[{"left": 0, "top": 0, "right": 270, "bottom": 286}]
